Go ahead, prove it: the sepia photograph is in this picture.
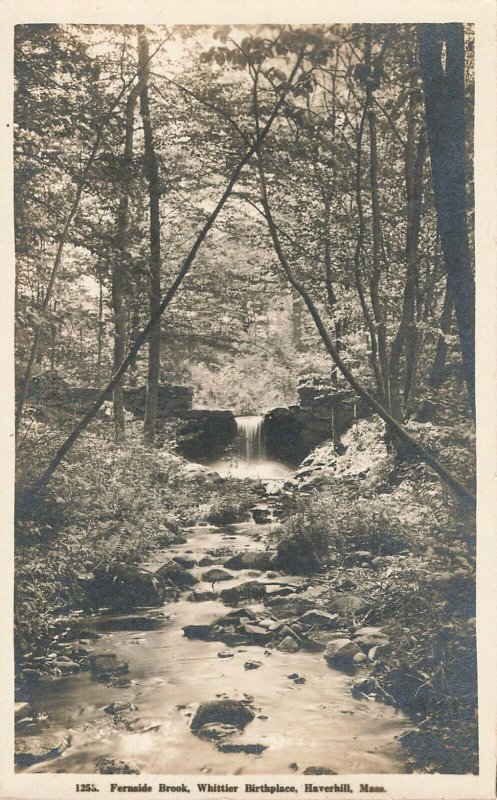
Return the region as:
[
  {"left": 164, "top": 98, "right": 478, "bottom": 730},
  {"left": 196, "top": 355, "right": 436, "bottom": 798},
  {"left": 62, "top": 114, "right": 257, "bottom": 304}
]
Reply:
[{"left": 2, "top": 2, "right": 497, "bottom": 799}]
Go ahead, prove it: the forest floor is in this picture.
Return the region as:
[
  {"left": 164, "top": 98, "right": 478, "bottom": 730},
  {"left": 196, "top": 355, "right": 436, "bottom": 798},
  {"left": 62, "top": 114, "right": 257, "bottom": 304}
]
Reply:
[{"left": 14, "top": 418, "right": 478, "bottom": 775}]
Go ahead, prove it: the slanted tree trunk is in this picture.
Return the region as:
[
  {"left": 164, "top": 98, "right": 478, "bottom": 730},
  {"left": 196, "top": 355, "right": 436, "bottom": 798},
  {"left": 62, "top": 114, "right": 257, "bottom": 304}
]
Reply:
[
  {"left": 112, "top": 82, "right": 140, "bottom": 442},
  {"left": 254, "top": 137, "right": 475, "bottom": 507},
  {"left": 418, "top": 23, "right": 475, "bottom": 419},
  {"left": 15, "top": 63, "right": 150, "bottom": 440},
  {"left": 138, "top": 27, "right": 162, "bottom": 443},
  {"left": 18, "top": 50, "right": 305, "bottom": 510}
]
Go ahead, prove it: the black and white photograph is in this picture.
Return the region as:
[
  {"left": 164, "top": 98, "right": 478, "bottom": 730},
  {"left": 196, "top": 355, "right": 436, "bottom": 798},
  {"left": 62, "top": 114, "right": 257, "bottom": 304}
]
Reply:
[{"left": 2, "top": 1, "right": 497, "bottom": 799}]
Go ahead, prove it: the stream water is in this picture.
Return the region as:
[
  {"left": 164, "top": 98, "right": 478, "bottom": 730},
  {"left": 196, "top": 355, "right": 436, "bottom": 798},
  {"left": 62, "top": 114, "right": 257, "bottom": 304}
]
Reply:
[{"left": 21, "top": 523, "right": 408, "bottom": 775}]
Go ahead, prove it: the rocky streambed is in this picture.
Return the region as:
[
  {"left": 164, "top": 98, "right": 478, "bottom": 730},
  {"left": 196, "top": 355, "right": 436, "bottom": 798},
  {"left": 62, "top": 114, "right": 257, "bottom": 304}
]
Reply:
[{"left": 15, "top": 522, "right": 409, "bottom": 775}]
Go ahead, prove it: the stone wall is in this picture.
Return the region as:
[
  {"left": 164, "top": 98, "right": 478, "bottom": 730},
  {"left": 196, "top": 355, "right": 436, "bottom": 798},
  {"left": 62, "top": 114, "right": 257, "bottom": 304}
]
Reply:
[
  {"left": 24, "top": 371, "right": 237, "bottom": 460},
  {"left": 264, "top": 377, "right": 369, "bottom": 463},
  {"left": 175, "top": 410, "right": 238, "bottom": 461},
  {"left": 24, "top": 372, "right": 194, "bottom": 419}
]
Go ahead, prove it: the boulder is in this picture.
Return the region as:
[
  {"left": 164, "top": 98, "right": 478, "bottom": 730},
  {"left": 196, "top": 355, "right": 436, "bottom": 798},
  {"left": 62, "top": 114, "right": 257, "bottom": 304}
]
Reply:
[
  {"left": 354, "top": 634, "right": 390, "bottom": 651},
  {"left": 240, "top": 622, "right": 271, "bottom": 644},
  {"left": 224, "top": 551, "right": 276, "bottom": 571},
  {"left": 264, "top": 595, "right": 316, "bottom": 619},
  {"left": 93, "top": 614, "right": 167, "bottom": 633},
  {"left": 15, "top": 702, "right": 32, "bottom": 722},
  {"left": 191, "top": 700, "right": 254, "bottom": 732},
  {"left": 302, "top": 630, "right": 345, "bottom": 651},
  {"left": 188, "top": 589, "right": 217, "bottom": 602},
  {"left": 275, "top": 532, "right": 323, "bottom": 575},
  {"left": 264, "top": 584, "right": 297, "bottom": 599},
  {"left": 198, "top": 555, "right": 216, "bottom": 567},
  {"left": 183, "top": 624, "right": 213, "bottom": 641},
  {"left": 89, "top": 565, "right": 172, "bottom": 609},
  {"left": 195, "top": 723, "right": 240, "bottom": 741},
  {"left": 202, "top": 568, "right": 233, "bottom": 583},
  {"left": 298, "top": 610, "right": 340, "bottom": 629},
  {"left": 220, "top": 580, "right": 267, "bottom": 606},
  {"left": 15, "top": 736, "right": 71, "bottom": 767},
  {"left": 216, "top": 608, "right": 259, "bottom": 624},
  {"left": 244, "top": 660, "right": 262, "bottom": 670},
  {"left": 323, "top": 639, "right": 361, "bottom": 668},
  {"left": 173, "top": 555, "right": 197, "bottom": 569},
  {"left": 330, "top": 594, "right": 364, "bottom": 614},
  {"left": 278, "top": 636, "right": 300, "bottom": 653},
  {"left": 155, "top": 560, "right": 197, "bottom": 589},
  {"left": 251, "top": 506, "right": 272, "bottom": 524},
  {"left": 103, "top": 702, "right": 135, "bottom": 715},
  {"left": 90, "top": 653, "right": 129, "bottom": 683},
  {"left": 353, "top": 626, "right": 385, "bottom": 638}
]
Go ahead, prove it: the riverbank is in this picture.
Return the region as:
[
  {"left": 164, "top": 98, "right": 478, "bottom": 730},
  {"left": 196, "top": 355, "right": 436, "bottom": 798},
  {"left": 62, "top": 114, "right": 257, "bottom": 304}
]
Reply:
[
  {"left": 15, "top": 418, "right": 477, "bottom": 775},
  {"left": 15, "top": 521, "right": 409, "bottom": 775}
]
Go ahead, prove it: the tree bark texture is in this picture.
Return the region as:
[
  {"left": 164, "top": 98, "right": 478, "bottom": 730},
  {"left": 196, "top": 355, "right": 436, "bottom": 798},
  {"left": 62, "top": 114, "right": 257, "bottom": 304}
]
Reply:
[
  {"left": 138, "top": 27, "right": 162, "bottom": 443},
  {"left": 255, "top": 139, "right": 475, "bottom": 507},
  {"left": 418, "top": 23, "right": 475, "bottom": 418},
  {"left": 18, "top": 49, "right": 305, "bottom": 509},
  {"left": 112, "top": 83, "right": 140, "bottom": 442}
]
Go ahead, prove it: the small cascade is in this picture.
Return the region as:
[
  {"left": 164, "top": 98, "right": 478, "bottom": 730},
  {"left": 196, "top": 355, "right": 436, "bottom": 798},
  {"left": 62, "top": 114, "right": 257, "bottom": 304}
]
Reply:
[
  {"left": 207, "top": 414, "right": 292, "bottom": 480},
  {"left": 236, "top": 415, "right": 266, "bottom": 462}
]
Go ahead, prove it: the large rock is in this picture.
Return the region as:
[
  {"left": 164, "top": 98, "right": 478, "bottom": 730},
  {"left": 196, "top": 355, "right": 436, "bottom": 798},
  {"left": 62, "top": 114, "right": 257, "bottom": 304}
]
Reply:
[
  {"left": 220, "top": 580, "right": 267, "bottom": 606},
  {"left": 323, "top": 639, "right": 361, "bottom": 668},
  {"left": 155, "top": 560, "right": 197, "bottom": 589},
  {"left": 188, "top": 589, "right": 217, "bottom": 602},
  {"left": 278, "top": 636, "right": 300, "bottom": 653},
  {"left": 183, "top": 608, "right": 270, "bottom": 646},
  {"left": 173, "top": 555, "right": 197, "bottom": 569},
  {"left": 89, "top": 565, "right": 173, "bottom": 609},
  {"left": 298, "top": 609, "right": 340, "bottom": 629},
  {"left": 202, "top": 568, "right": 233, "bottom": 583},
  {"left": 90, "top": 653, "right": 129, "bottom": 683},
  {"left": 15, "top": 736, "right": 71, "bottom": 767},
  {"left": 275, "top": 532, "right": 323, "bottom": 575},
  {"left": 223, "top": 551, "right": 276, "bottom": 571},
  {"left": 191, "top": 700, "right": 255, "bottom": 733}
]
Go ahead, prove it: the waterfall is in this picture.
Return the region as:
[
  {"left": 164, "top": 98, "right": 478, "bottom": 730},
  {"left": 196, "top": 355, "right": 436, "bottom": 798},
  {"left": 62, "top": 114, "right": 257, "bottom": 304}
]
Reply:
[{"left": 236, "top": 415, "right": 266, "bottom": 462}]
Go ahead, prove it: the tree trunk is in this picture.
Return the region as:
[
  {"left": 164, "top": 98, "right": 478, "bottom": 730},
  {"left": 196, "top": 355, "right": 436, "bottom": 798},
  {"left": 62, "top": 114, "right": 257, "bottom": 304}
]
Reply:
[
  {"left": 112, "top": 84, "right": 140, "bottom": 442},
  {"left": 97, "top": 272, "right": 104, "bottom": 390},
  {"left": 15, "top": 64, "right": 149, "bottom": 440},
  {"left": 255, "top": 144, "right": 475, "bottom": 507},
  {"left": 418, "top": 23, "right": 475, "bottom": 418},
  {"left": 17, "top": 52, "right": 304, "bottom": 509},
  {"left": 389, "top": 120, "right": 427, "bottom": 419},
  {"left": 365, "top": 28, "right": 390, "bottom": 413},
  {"left": 138, "top": 27, "right": 162, "bottom": 444},
  {"left": 291, "top": 291, "right": 303, "bottom": 350}
]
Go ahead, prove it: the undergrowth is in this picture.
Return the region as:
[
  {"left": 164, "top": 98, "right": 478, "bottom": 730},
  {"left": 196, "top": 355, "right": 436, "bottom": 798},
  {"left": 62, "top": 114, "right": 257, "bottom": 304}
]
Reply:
[
  {"left": 284, "top": 473, "right": 477, "bottom": 774},
  {"left": 15, "top": 420, "right": 260, "bottom": 669}
]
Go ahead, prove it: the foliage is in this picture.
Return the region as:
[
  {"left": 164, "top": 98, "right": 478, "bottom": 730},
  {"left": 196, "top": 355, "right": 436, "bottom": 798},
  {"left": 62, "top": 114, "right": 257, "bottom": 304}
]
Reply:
[
  {"left": 281, "top": 450, "right": 476, "bottom": 773},
  {"left": 14, "top": 420, "right": 260, "bottom": 663}
]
